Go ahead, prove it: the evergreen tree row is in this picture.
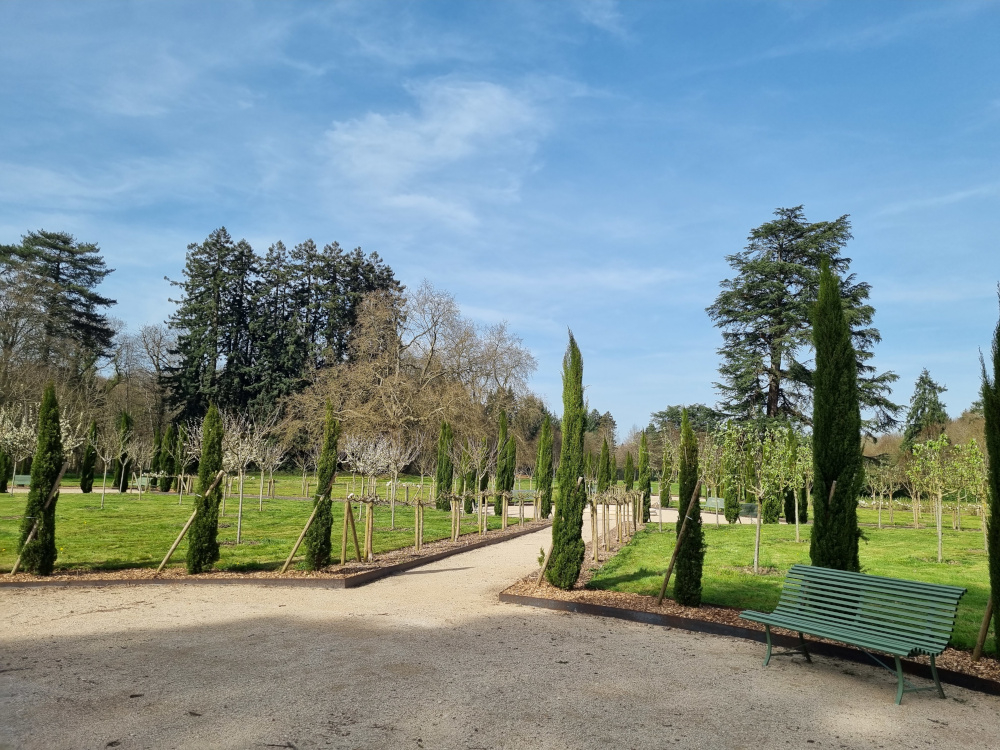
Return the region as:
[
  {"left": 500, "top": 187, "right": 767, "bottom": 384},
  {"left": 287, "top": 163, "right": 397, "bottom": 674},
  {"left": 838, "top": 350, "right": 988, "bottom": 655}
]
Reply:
[{"left": 166, "top": 227, "right": 400, "bottom": 419}]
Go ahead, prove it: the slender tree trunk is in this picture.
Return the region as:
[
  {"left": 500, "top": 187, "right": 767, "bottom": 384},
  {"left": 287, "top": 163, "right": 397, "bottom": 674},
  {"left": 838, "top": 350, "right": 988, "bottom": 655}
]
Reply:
[
  {"left": 753, "top": 493, "right": 762, "bottom": 574},
  {"left": 795, "top": 480, "right": 801, "bottom": 542},
  {"left": 258, "top": 472, "right": 265, "bottom": 511},
  {"left": 937, "top": 489, "right": 943, "bottom": 563},
  {"left": 100, "top": 465, "right": 108, "bottom": 509},
  {"left": 237, "top": 471, "right": 245, "bottom": 544}
]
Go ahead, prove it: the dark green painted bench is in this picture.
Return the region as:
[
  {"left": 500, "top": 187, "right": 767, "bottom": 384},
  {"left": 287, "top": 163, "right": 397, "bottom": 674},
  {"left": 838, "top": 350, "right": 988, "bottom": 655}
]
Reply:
[
  {"left": 13, "top": 474, "right": 30, "bottom": 487},
  {"left": 740, "top": 564, "right": 966, "bottom": 704}
]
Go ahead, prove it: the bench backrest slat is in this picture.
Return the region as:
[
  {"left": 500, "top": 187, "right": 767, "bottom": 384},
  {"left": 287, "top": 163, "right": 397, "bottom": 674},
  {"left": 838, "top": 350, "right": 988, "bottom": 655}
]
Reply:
[{"left": 775, "top": 565, "right": 965, "bottom": 655}]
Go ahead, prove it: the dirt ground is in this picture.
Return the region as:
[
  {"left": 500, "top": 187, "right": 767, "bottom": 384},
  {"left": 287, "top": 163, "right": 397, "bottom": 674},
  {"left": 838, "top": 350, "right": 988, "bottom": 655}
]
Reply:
[{"left": 3, "top": 522, "right": 1000, "bottom": 750}]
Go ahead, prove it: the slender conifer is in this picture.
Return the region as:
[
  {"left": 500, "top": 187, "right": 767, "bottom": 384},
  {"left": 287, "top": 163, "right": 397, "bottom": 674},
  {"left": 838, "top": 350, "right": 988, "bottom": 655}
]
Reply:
[
  {"left": 435, "top": 421, "right": 454, "bottom": 511},
  {"left": 673, "top": 409, "right": 704, "bottom": 605},
  {"left": 638, "top": 433, "right": 651, "bottom": 522},
  {"left": 809, "top": 258, "right": 863, "bottom": 571},
  {"left": 536, "top": 415, "right": 553, "bottom": 518},
  {"left": 304, "top": 401, "right": 340, "bottom": 569},
  {"left": 80, "top": 420, "right": 97, "bottom": 493},
  {"left": 187, "top": 405, "right": 223, "bottom": 573},
  {"left": 18, "top": 384, "right": 63, "bottom": 575},
  {"left": 547, "top": 333, "right": 587, "bottom": 589},
  {"left": 597, "top": 439, "right": 611, "bottom": 493},
  {"left": 623, "top": 452, "right": 634, "bottom": 492},
  {"left": 981, "top": 293, "right": 1000, "bottom": 651}
]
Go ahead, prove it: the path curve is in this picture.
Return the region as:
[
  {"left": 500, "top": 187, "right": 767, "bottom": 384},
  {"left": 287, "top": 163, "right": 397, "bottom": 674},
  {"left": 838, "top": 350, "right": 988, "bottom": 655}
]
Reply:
[{"left": 2, "top": 523, "right": 998, "bottom": 749}]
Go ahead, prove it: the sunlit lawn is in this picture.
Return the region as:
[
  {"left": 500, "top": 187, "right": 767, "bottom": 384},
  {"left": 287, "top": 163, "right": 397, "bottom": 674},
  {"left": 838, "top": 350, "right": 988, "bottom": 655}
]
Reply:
[
  {"left": 0, "top": 490, "right": 533, "bottom": 573},
  {"left": 588, "top": 519, "right": 991, "bottom": 653}
]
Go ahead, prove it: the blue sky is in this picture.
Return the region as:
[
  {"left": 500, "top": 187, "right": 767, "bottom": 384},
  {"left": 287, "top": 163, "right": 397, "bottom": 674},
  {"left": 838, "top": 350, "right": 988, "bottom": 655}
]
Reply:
[{"left": 2, "top": 1, "right": 998, "bottom": 432}]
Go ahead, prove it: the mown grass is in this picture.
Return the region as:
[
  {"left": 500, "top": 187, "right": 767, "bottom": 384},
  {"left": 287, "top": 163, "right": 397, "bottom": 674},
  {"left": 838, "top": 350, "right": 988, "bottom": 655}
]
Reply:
[
  {"left": 0, "top": 491, "right": 531, "bottom": 573},
  {"left": 588, "top": 520, "right": 992, "bottom": 653}
]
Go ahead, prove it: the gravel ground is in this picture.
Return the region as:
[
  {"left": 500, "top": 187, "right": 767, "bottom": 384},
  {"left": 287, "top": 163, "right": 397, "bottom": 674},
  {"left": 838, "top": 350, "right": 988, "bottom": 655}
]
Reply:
[{"left": 2, "top": 522, "right": 1000, "bottom": 750}]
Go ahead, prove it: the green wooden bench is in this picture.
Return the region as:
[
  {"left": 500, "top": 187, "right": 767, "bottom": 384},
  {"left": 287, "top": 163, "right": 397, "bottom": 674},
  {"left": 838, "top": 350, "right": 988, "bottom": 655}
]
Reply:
[
  {"left": 703, "top": 497, "right": 724, "bottom": 511},
  {"left": 13, "top": 474, "right": 30, "bottom": 487},
  {"left": 740, "top": 564, "right": 966, "bottom": 704}
]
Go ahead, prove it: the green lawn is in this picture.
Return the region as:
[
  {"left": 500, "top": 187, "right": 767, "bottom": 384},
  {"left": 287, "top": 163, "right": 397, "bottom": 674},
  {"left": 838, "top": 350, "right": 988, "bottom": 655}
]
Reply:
[
  {"left": 0, "top": 490, "right": 530, "bottom": 573},
  {"left": 588, "top": 521, "right": 992, "bottom": 654}
]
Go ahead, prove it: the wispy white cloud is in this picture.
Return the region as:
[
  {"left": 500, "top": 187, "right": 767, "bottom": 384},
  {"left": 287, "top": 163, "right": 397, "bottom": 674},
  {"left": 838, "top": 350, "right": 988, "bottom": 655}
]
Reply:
[
  {"left": 577, "top": 0, "right": 629, "bottom": 39},
  {"left": 323, "top": 78, "right": 551, "bottom": 228},
  {"left": 874, "top": 182, "right": 1000, "bottom": 217}
]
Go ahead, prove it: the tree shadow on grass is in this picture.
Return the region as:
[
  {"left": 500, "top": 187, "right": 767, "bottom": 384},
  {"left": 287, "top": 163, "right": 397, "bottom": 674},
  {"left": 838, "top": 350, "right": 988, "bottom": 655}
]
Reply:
[{"left": 587, "top": 566, "right": 661, "bottom": 592}]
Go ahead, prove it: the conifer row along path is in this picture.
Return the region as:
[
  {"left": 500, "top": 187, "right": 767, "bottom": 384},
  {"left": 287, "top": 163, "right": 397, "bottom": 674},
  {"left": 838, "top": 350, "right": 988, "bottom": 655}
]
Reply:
[{"left": 2, "top": 516, "right": 998, "bottom": 749}]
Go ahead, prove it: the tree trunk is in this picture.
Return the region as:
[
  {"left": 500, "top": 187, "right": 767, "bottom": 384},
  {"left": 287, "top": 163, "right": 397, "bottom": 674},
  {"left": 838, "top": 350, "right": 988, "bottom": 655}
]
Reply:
[
  {"left": 237, "top": 471, "right": 245, "bottom": 544},
  {"left": 753, "top": 494, "right": 762, "bottom": 574},
  {"left": 100, "top": 466, "right": 108, "bottom": 509},
  {"left": 936, "top": 489, "right": 943, "bottom": 563}
]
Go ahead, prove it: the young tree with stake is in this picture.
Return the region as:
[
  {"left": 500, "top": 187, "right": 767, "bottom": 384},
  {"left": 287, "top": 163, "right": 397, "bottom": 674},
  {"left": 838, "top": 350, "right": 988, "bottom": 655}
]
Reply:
[
  {"left": 673, "top": 409, "right": 704, "bottom": 605},
  {"left": 17, "top": 384, "right": 63, "bottom": 575}
]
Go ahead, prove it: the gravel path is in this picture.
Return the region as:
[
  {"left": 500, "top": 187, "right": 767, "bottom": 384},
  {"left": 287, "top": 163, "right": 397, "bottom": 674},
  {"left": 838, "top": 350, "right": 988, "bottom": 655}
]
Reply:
[{"left": 2, "top": 523, "right": 999, "bottom": 750}]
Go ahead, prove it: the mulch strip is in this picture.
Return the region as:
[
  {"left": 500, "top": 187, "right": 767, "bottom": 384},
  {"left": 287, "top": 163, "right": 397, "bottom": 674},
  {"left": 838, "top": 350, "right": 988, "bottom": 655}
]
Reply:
[{"left": 0, "top": 520, "right": 551, "bottom": 589}]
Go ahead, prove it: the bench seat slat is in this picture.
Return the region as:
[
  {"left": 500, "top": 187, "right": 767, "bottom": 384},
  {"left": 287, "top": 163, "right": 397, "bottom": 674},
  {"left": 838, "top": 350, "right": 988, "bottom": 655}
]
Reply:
[
  {"left": 742, "top": 610, "right": 938, "bottom": 657},
  {"left": 777, "top": 592, "right": 959, "bottom": 632},
  {"left": 785, "top": 566, "right": 965, "bottom": 598},
  {"left": 766, "top": 608, "right": 951, "bottom": 653},
  {"left": 782, "top": 580, "right": 964, "bottom": 610}
]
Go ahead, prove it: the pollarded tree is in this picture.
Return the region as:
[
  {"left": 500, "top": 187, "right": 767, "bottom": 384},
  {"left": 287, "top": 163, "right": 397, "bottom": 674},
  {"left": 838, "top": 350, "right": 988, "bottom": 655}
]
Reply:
[
  {"left": 674, "top": 409, "right": 704, "bottom": 605},
  {"left": 187, "top": 404, "right": 223, "bottom": 574},
  {"left": 902, "top": 369, "right": 949, "bottom": 450},
  {"left": 707, "top": 206, "right": 898, "bottom": 432},
  {"left": 623, "top": 451, "right": 635, "bottom": 492},
  {"left": 79, "top": 420, "right": 97, "bottom": 493},
  {"left": 547, "top": 333, "right": 587, "bottom": 589},
  {"left": 638, "top": 432, "right": 651, "bottom": 522},
  {"left": 536, "top": 415, "right": 554, "bottom": 518},
  {"left": 911, "top": 434, "right": 951, "bottom": 563},
  {"left": 435, "top": 420, "right": 454, "bottom": 511},
  {"left": 17, "top": 384, "right": 63, "bottom": 575},
  {"left": 810, "top": 258, "right": 863, "bottom": 572},
  {"left": 304, "top": 401, "right": 340, "bottom": 570}
]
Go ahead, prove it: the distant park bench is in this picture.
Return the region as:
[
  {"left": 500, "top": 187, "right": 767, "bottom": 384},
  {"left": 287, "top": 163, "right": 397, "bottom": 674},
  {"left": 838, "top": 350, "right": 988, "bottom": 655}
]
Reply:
[
  {"left": 13, "top": 474, "right": 31, "bottom": 487},
  {"left": 703, "top": 497, "right": 724, "bottom": 512}
]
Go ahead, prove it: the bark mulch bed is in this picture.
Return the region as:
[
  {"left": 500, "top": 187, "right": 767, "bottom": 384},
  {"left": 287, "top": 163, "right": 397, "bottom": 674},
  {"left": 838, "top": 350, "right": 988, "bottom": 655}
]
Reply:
[
  {"left": 504, "top": 533, "right": 1000, "bottom": 697},
  {"left": 1, "top": 519, "right": 551, "bottom": 589}
]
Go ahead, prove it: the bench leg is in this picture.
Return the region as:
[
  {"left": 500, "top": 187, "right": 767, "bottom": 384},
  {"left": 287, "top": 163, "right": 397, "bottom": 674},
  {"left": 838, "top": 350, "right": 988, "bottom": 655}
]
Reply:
[
  {"left": 763, "top": 625, "right": 773, "bottom": 666},
  {"left": 894, "top": 657, "right": 907, "bottom": 705},
  {"left": 929, "top": 654, "right": 945, "bottom": 699},
  {"left": 798, "top": 632, "right": 812, "bottom": 663}
]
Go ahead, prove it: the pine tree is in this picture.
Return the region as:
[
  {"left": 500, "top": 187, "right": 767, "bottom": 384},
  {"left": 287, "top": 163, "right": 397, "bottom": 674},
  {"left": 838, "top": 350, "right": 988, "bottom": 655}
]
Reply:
[
  {"left": 187, "top": 404, "right": 223, "bottom": 574},
  {"left": 435, "top": 421, "right": 454, "bottom": 511},
  {"left": 79, "top": 421, "right": 97, "bottom": 493},
  {"left": 902, "top": 369, "right": 949, "bottom": 449},
  {"left": 161, "top": 423, "right": 176, "bottom": 493},
  {"left": 19, "top": 230, "right": 116, "bottom": 368},
  {"left": 980, "top": 295, "right": 1000, "bottom": 652},
  {"left": 536, "top": 415, "right": 554, "bottom": 518},
  {"left": 673, "top": 409, "right": 704, "bottom": 606},
  {"left": 18, "top": 384, "right": 63, "bottom": 575},
  {"left": 809, "top": 259, "right": 863, "bottom": 572},
  {"left": 623, "top": 452, "right": 634, "bottom": 492},
  {"left": 706, "top": 207, "right": 898, "bottom": 431},
  {"left": 597, "top": 439, "right": 611, "bottom": 493},
  {"left": 150, "top": 428, "right": 162, "bottom": 491},
  {"left": 304, "top": 401, "right": 340, "bottom": 570},
  {"left": 547, "top": 333, "right": 587, "bottom": 589},
  {"left": 114, "top": 411, "right": 133, "bottom": 492},
  {"left": 638, "top": 433, "right": 651, "bottom": 522}
]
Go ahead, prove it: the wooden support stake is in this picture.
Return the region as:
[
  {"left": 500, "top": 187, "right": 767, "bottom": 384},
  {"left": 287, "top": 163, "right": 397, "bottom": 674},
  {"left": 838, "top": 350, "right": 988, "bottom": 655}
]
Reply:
[
  {"left": 655, "top": 479, "right": 703, "bottom": 606},
  {"left": 155, "top": 470, "right": 226, "bottom": 577},
  {"left": 341, "top": 497, "right": 350, "bottom": 565},
  {"left": 347, "top": 498, "right": 362, "bottom": 562},
  {"left": 10, "top": 463, "right": 69, "bottom": 575},
  {"left": 973, "top": 596, "right": 994, "bottom": 661}
]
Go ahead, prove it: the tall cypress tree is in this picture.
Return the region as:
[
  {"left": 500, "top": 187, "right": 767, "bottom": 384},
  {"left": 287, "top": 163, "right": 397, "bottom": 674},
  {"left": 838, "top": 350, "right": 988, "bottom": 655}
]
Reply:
[
  {"left": 623, "top": 451, "right": 634, "bottom": 492},
  {"left": 18, "top": 384, "right": 63, "bottom": 575},
  {"left": 435, "top": 421, "right": 454, "bottom": 511},
  {"left": 674, "top": 409, "right": 704, "bottom": 606},
  {"left": 809, "top": 258, "right": 863, "bottom": 572},
  {"left": 494, "top": 411, "right": 510, "bottom": 516},
  {"left": 0, "top": 447, "right": 11, "bottom": 494},
  {"left": 597, "top": 439, "right": 611, "bottom": 493},
  {"left": 610, "top": 452, "right": 618, "bottom": 490},
  {"left": 638, "top": 433, "right": 651, "bottom": 522},
  {"left": 114, "top": 411, "right": 133, "bottom": 492},
  {"left": 187, "top": 404, "right": 223, "bottom": 574},
  {"left": 304, "top": 401, "right": 340, "bottom": 570},
  {"left": 536, "top": 415, "right": 554, "bottom": 518},
  {"left": 547, "top": 333, "right": 587, "bottom": 589},
  {"left": 980, "top": 294, "right": 1000, "bottom": 652},
  {"left": 161, "top": 423, "right": 176, "bottom": 493},
  {"left": 79, "top": 420, "right": 97, "bottom": 493},
  {"left": 150, "top": 428, "right": 162, "bottom": 491}
]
